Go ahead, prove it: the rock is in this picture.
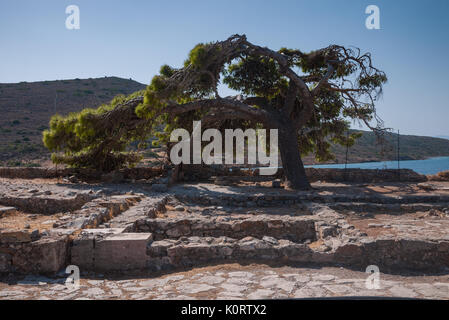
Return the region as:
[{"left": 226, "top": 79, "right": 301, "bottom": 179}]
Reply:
[
  {"left": 151, "top": 184, "right": 168, "bottom": 193},
  {"left": 247, "top": 289, "right": 274, "bottom": 299},
  {"left": 85, "top": 288, "right": 105, "bottom": 296},
  {"left": 417, "top": 183, "right": 436, "bottom": 191},
  {"left": 178, "top": 283, "right": 215, "bottom": 294},
  {"left": 0, "top": 206, "right": 17, "bottom": 217},
  {"left": 262, "top": 236, "right": 279, "bottom": 245},
  {"left": 101, "top": 172, "right": 124, "bottom": 183},
  {"left": 323, "top": 284, "right": 351, "bottom": 294},
  {"left": 68, "top": 176, "right": 79, "bottom": 183},
  {"left": 198, "top": 275, "right": 225, "bottom": 285},
  {"left": 368, "top": 223, "right": 384, "bottom": 228},
  {"left": 319, "top": 225, "right": 338, "bottom": 238},
  {"left": 0, "top": 230, "right": 32, "bottom": 243},
  {"left": 174, "top": 205, "right": 185, "bottom": 212},
  {"left": 43, "top": 220, "right": 57, "bottom": 225},
  {"left": 272, "top": 180, "right": 282, "bottom": 188},
  {"left": 312, "top": 274, "right": 336, "bottom": 281},
  {"left": 227, "top": 271, "right": 255, "bottom": 278}
]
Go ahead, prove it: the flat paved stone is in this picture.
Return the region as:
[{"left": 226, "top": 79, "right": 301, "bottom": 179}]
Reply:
[{"left": 1, "top": 264, "right": 448, "bottom": 300}]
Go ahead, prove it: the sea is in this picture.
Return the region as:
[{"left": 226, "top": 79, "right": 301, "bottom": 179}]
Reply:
[{"left": 306, "top": 156, "right": 449, "bottom": 175}]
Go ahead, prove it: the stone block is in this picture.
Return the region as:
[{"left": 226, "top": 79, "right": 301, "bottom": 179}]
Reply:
[
  {"left": 94, "top": 233, "right": 153, "bottom": 271},
  {"left": 0, "top": 230, "right": 32, "bottom": 243},
  {"left": 71, "top": 228, "right": 126, "bottom": 270},
  {"left": 10, "top": 236, "right": 69, "bottom": 274},
  {"left": 33, "top": 237, "right": 69, "bottom": 273},
  {"left": 71, "top": 237, "right": 95, "bottom": 270}
]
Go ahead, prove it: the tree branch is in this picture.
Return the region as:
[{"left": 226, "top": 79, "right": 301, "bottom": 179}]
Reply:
[
  {"left": 282, "top": 81, "right": 299, "bottom": 116},
  {"left": 311, "top": 63, "right": 335, "bottom": 96}
]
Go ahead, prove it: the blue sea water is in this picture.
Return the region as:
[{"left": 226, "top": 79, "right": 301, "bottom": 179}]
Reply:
[{"left": 306, "top": 156, "right": 449, "bottom": 175}]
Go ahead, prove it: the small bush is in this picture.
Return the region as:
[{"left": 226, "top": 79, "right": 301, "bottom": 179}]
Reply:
[{"left": 428, "top": 170, "right": 449, "bottom": 181}]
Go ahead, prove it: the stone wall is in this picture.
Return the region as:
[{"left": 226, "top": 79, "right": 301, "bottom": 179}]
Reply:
[
  {"left": 305, "top": 168, "right": 427, "bottom": 183},
  {"left": 182, "top": 166, "right": 427, "bottom": 183},
  {"left": 145, "top": 236, "right": 449, "bottom": 273},
  {"left": 0, "top": 234, "right": 69, "bottom": 274},
  {"left": 0, "top": 167, "right": 164, "bottom": 181},
  {"left": 0, "top": 193, "right": 93, "bottom": 214},
  {"left": 0, "top": 194, "right": 145, "bottom": 274},
  {"left": 133, "top": 216, "right": 317, "bottom": 242},
  {"left": 0, "top": 166, "right": 427, "bottom": 183}
]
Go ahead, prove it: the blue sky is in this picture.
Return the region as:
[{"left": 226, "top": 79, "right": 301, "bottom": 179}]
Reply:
[{"left": 1, "top": 0, "right": 448, "bottom": 137}]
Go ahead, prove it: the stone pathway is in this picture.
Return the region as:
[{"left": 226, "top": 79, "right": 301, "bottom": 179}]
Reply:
[{"left": 1, "top": 264, "right": 448, "bottom": 300}]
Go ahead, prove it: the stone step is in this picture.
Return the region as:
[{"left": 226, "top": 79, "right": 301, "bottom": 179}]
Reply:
[
  {"left": 102, "top": 196, "right": 168, "bottom": 230},
  {"left": 132, "top": 215, "right": 317, "bottom": 243},
  {"left": 61, "top": 194, "right": 144, "bottom": 229}
]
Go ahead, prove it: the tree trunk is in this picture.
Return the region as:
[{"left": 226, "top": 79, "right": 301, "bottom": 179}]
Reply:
[{"left": 278, "top": 123, "right": 311, "bottom": 190}]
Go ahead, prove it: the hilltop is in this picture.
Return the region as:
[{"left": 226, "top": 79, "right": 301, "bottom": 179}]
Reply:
[
  {"left": 0, "top": 77, "right": 146, "bottom": 164},
  {"left": 0, "top": 77, "right": 448, "bottom": 166},
  {"left": 302, "top": 130, "right": 449, "bottom": 164}
]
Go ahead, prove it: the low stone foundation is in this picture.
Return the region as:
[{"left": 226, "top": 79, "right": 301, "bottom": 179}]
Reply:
[
  {"left": 146, "top": 236, "right": 449, "bottom": 273},
  {"left": 1, "top": 177, "right": 448, "bottom": 276},
  {"left": 174, "top": 187, "right": 449, "bottom": 207},
  {"left": 0, "top": 193, "right": 94, "bottom": 214},
  {"left": 133, "top": 216, "right": 317, "bottom": 242},
  {"left": 0, "top": 167, "right": 164, "bottom": 181},
  {"left": 0, "top": 166, "right": 427, "bottom": 183},
  {"left": 0, "top": 194, "right": 146, "bottom": 274},
  {"left": 181, "top": 166, "right": 427, "bottom": 183}
]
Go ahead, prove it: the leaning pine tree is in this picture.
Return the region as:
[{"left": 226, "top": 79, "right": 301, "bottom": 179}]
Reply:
[{"left": 43, "top": 35, "right": 387, "bottom": 190}]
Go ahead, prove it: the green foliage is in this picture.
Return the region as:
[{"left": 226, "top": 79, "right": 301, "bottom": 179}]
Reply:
[
  {"left": 223, "top": 56, "right": 286, "bottom": 97},
  {"left": 160, "top": 64, "right": 175, "bottom": 77},
  {"left": 43, "top": 90, "right": 147, "bottom": 171},
  {"left": 184, "top": 43, "right": 211, "bottom": 68},
  {"left": 43, "top": 36, "right": 386, "bottom": 170}
]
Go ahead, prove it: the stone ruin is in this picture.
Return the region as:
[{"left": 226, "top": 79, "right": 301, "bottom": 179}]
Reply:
[{"left": 0, "top": 166, "right": 448, "bottom": 276}]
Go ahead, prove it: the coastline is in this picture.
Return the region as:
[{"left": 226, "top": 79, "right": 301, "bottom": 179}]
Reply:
[{"left": 303, "top": 155, "right": 449, "bottom": 166}]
